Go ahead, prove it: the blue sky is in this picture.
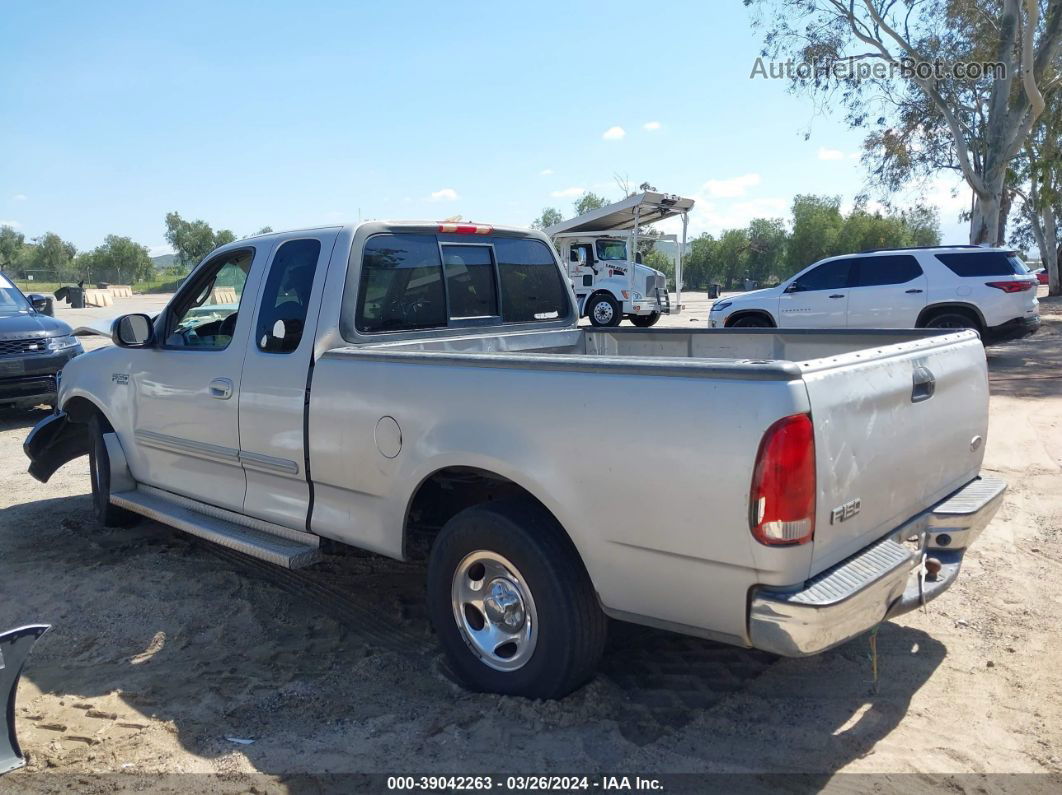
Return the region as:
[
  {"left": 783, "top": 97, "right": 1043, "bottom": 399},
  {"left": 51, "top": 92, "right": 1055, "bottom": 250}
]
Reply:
[{"left": 0, "top": 0, "right": 971, "bottom": 256}]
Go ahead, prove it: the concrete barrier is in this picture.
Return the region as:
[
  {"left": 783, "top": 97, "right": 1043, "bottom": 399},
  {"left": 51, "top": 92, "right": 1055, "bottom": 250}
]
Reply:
[
  {"left": 83, "top": 289, "right": 113, "bottom": 307},
  {"left": 209, "top": 287, "right": 238, "bottom": 305},
  {"left": 108, "top": 285, "right": 133, "bottom": 298}
]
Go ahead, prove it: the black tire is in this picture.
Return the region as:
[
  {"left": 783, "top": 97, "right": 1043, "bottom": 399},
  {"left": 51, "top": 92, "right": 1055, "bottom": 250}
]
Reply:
[
  {"left": 922, "top": 311, "right": 981, "bottom": 332},
  {"left": 630, "top": 312, "right": 661, "bottom": 328},
  {"left": 88, "top": 414, "right": 138, "bottom": 527},
  {"left": 426, "top": 497, "right": 607, "bottom": 699},
  {"left": 728, "top": 314, "right": 772, "bottom": 328},
  {"left": 586, "top": 294, "right": 622, "bottom": 327}
]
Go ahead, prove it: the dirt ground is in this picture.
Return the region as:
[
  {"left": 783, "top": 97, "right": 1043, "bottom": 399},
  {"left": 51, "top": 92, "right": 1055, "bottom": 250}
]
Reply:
[{"left": 1, "top": 295, "right": 1060, "bottom": 792}]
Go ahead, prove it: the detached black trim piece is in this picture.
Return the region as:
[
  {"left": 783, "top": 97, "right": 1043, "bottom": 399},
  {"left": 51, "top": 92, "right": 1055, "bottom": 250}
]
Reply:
[
  {"left": 23, "top": 411, "right": 90, "bottom": 483},
  {"left": 1, "top": 624, "right": 51, "bottom": 776}
]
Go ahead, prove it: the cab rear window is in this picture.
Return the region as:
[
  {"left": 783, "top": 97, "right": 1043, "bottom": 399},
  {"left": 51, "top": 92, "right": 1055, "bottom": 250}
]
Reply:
[
  {"left": 935, "top": 251, "right": 1029, "bottom": 277},
  {"left": 352, "top": 232, "right": 571, "bottom": 334}
]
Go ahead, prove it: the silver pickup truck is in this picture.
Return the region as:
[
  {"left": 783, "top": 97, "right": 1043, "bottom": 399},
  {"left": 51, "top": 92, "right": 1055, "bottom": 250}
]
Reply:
[{"left": 25, "top": 222, "right": 1006, "bottom": 698}]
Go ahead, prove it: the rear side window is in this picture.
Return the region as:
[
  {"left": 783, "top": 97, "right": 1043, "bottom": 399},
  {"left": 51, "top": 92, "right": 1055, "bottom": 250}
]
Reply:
[
  {"left": 851, "top": 255, "right": 923, "bottom": 287},
  {"left": 793, "top": 259, "right": 852, "bottom": 291},
  {"left": 353, "top": 233, "right": 570, "bottom": 334},
  {"left": 356, "top": 234, "right": 447, "bottom": 333},
  {"left": 935, "top": 251, "right": 1029, "bottom": 277},
  {"left": 495, "top": 238, "right": 572, "bottom": 323},
  {"left": 255, "top": 239, "right": 321, "bottom": 353}
]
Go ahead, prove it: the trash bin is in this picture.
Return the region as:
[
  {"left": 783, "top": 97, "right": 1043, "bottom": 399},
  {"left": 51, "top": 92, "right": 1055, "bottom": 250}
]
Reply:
[
  {"left": 67, "top": 287, "right": 85, "bottom": 308},
  {"left": 708, "top": 284, "right": 721, "bottom": 299}
]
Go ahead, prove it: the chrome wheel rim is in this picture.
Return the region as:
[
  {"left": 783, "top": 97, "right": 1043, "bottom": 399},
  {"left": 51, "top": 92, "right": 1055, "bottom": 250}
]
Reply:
[
  {"left": 593, "top": 301, "right": 614, "bottom": 324},
  {"left": 451, "top": 550, "right": 538, "bottom": 671}
]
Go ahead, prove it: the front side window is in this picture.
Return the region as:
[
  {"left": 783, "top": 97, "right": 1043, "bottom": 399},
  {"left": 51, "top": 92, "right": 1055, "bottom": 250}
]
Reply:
[
  {"left": 792, "top": 259, "right": 852, "bottom": 291},
  {"left": 441, "top": 244, "right": 499, "bottom": 319},
  {"left": 851, "top": 255, "right": 923, "bottom": 287},
  {"left": 595, "top": 240, "right": 627, "bottom": 261},
  {"left": 164, "top": 249, "right": 253, "bottom": 349},
  {"left": 935, "top": 251, "right": 1030, "bottom": 277},
  {"left": 255, "top": 239, "right": 322, "bottom": 353}
]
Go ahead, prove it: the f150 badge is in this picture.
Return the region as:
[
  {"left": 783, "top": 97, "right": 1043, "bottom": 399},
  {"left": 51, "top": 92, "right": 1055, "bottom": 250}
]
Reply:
[
  {"left": 112, "top": 373, "right": 129, "bottom": 385},
  {"left": 830, "top": 498, "right": 861, "bottom": 524}
]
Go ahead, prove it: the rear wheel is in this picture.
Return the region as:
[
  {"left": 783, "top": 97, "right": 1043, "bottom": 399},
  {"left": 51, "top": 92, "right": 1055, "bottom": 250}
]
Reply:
[
  {"left": 88, "top": 415, "right": 137, "bottom": 527},
  {"left": 630, "top": 312, "right": 661, "bottom": 328},
  {"left": 426, "top": 497, "right": 607, "bottom": 698},
  {"left": 923, "top": 311, "right": 980, "bottom": 332},
  {"left": 728, "top": 314, "right": 772, "bottom": 328},
  {"left": 586, "top": 294, "right": 622, "bottom": 327}
]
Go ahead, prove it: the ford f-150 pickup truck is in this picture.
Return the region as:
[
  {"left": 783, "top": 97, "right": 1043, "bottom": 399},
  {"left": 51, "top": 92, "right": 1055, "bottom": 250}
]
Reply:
[{"left": 25, "top": 221, "right": 1006, "bottom": 698}]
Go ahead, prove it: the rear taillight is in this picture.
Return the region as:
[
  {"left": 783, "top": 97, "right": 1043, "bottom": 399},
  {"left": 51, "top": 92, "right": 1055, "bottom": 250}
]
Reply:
[
  {"left": 985, "top": 280, "right": 1036, "bottom": 293},
  {"left": 750, "top": 413, "right": 816, "bottom": 546}
]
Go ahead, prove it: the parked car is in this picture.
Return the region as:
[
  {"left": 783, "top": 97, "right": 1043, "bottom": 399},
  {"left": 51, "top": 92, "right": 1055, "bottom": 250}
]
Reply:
[
  {"left": 1032, "top": 267, "right": 1049, "bottom": 286},
  {"left": 0, "top": 271, "right": 83, "bottom": 409},
  {"left": 25, "top": 223, "right": 1005, "bottom": 698},
  {"left": 709, "top": 245, "right": 1040, "bottom": 344}
]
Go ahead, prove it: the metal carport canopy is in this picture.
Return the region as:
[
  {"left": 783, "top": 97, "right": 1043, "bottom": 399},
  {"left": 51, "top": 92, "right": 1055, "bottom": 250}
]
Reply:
[{"left": 544, "top": 191, "right": 695, "bottom": 235}]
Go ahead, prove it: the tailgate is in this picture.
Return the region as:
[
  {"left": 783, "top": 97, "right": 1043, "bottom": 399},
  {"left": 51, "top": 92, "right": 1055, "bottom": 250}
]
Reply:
[{"left": 801, "top": 331, "right": 988, "bottom": 574}]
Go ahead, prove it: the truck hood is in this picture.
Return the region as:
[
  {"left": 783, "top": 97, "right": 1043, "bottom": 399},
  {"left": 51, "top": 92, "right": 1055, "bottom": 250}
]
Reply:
[
  {"left": 0, "top": 312, "right": 74, "bottom": 340},
  {"left": 727, "top": 287, "right": 777, "bottom": 303}
]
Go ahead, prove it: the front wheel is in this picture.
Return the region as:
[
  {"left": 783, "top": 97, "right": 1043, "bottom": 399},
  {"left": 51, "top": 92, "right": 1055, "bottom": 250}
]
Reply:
[
  {"left": 88, "top": 415, "right": 138, "bottom": 527},
  {"left": 629, "top": 312, "right": 661, "bottom": 328},
  {"left": 426, "top": 498, "right": 607, "bottom": 699},
  {"left": 586, "top": 294, "right": 622, "bottom": 327}
]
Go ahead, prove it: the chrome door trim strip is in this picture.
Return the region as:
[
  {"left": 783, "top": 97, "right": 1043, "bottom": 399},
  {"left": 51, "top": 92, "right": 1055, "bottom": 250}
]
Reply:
[
  {"left": 238, "top": 450, "right": 300, "bottom": 475},
  {"left": 134, "top": 429, "right": 240, "bottom": 463}
]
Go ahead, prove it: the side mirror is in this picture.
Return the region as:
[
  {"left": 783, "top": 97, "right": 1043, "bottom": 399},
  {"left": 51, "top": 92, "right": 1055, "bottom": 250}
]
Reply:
[
  {"left": 27, "top": 293, "right": 53, "bottom": 316},
  {"left": 112, "top": 314, "right": 154, "bottom": 348},
  {"left": 784, "top": 282, "right": 801, "bottom": 294},
  {"left": 635, "top": 252, "right": 643, "bottom": 264}
]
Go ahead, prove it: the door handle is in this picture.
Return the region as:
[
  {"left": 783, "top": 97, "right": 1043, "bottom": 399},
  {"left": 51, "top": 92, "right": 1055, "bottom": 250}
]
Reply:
[
  {"left": 911, "top": 366, "right": 935, "bottom": 403},
  {"left": 828, "top": 294, "right": 845, "bottom": 299},
  {"left": 208, "top": 378, "right": 234, "bottom": 400},
  {"left": 905, "top": 288, "right": 924, "bottom": 294}
]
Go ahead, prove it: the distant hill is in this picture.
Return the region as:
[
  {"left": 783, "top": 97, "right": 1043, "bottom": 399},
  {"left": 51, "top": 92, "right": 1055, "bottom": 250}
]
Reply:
[{"left": 151, "top": 253, "right": 176, "bottom": 268}]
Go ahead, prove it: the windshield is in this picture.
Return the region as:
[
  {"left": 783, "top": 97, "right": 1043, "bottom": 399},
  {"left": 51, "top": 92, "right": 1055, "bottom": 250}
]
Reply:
[
  {"left": 0, "top": 275, "right": 32, "bottom": 315},
  {"left": 595, "top": 240, "right": 627, "bottom": 261}
]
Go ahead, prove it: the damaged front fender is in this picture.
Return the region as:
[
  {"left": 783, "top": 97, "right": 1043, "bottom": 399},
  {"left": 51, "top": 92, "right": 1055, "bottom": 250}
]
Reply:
[{"left": 24, "top": 411, "right": 90, "bottom": 483}]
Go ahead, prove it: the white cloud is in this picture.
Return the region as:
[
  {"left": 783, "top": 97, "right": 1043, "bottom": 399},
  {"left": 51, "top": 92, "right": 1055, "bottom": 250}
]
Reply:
[
  {"left": 817, "top": 147, "right": 846, "bottom": 161},
  {"left": 643, "top": 121, "right": 662, "bottom": 131},
  {"left": 429, "top": 188, "right": 459, "bottom": 202},
  {"left": 703, "top": 173, "right": 761, "bottom": 198},
  {"left": 602, "top": 126, "right": 626, "bottom": 141},
  {"left": 539, "top": 168, "right": 554, "bottom": 176},
  {"left": 0, "top": 219, "right": 21, "bottom": 229},
  {"left": 11, "top": 194, "right": 27, "bottom": 202},
  {"left": 551, "top": 186, "right": 585, "bottom": 198},
  {"left": 848, "top": 152, "right": 860, "bottom": 160}
]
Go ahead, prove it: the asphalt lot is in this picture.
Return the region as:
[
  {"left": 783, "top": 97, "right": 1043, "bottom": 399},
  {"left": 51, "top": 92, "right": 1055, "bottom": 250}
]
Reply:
[{"left": 0, "top": 289, "right": 1059, "bottom": 788}]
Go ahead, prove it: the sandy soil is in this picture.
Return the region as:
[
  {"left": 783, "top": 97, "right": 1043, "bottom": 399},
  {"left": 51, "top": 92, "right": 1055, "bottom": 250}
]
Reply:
[{"left": 0, "top": 295, "right": 1060, "bottom": 791}]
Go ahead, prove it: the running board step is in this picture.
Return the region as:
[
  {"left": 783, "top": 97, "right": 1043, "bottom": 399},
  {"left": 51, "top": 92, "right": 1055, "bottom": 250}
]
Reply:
[{"left": 110, "top": 488, "right": 321, "bottom": 569}]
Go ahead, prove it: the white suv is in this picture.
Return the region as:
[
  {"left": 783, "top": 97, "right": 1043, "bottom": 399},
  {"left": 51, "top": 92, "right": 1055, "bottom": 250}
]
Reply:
[{"left": 709, "top": 245, "right": 1040, "bottom": 343}]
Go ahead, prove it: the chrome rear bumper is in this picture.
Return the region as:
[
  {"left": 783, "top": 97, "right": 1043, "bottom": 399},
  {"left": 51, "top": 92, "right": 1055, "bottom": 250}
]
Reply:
[{"left": 748, "top": 474, "right": 1006, "bottom": 657}]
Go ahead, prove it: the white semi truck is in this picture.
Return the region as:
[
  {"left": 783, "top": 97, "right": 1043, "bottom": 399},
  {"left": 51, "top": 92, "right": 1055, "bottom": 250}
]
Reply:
[{"left": 545, "top": 191, "right": 693, "bottom": 327}]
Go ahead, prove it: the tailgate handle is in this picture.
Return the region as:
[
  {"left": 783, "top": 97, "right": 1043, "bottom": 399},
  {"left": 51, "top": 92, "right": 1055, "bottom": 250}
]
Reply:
[{"left": 912, "top": 366, "right": 935, "bottom": 403}]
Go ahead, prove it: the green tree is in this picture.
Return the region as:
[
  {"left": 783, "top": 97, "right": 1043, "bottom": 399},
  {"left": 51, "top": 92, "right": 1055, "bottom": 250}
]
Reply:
[
  {"left": 530, "top": 207, "right": 564, "bottom": 230},
  {"left": 717, "top": 228, "right": 751, "bottom": 288},
  {"left": 684, "top": 234, "right": 719, "bottom": 289},
  {"left": 902, "top": 205, "right": 943, "bottom": 247},
  {"left": 82, "top": 235, "right": 154, "bottom": 284},
  {"left": 746, "top": 218, "right": 787, "bottom": 284},
  {"left": 164, "top": 211, "right": 236, "bottom": 270},
  {"left": 30, "top": 233, "right": 77, "bottom": 282},
  {"left": 787, "top": 195, "right": 843, "bottom": 274},
  {"left": 746, "top": 0, "right": 1062, "bottom": 245},
  {"left": 573, "top": 192, "right": 608, "bottom": 216},
  {"left": 0, "top": 225, "right": 25, "bottom": 270}
]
